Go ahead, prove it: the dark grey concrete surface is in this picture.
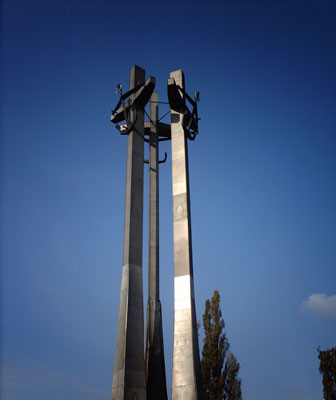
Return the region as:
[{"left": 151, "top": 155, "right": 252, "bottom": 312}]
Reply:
[
  {"left": 111, "top": 65, "right": 146, "bottom": 400},
  {"left": 145, "top": 92, "right": 168, "bottom": 400}
]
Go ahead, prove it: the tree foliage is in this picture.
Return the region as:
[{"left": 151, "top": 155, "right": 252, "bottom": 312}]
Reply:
[
  {"left": 201, "top": 290, "right": 242, "bottom": 400},
  {"left": 318, "top": 346, "right": 336, "bottom": 400}
]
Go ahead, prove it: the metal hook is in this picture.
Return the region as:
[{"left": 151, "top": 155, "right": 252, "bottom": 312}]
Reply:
[
  {"left": 144, "top": 152, "right": 168, "bottom": 165},
  {"left": 159, "top": 152, "right": 167, "bottom": 164}
]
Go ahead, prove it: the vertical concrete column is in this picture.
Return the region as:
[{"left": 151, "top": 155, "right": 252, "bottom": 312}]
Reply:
[
  {"left": 145, "top": 92, "right": 168, "bottom": 400},
  {"left": 170, "top": 70, "right": 203, "bottom": 400},
  {"left": 111, "top": 65, "right": 146, "bottom": 400}
]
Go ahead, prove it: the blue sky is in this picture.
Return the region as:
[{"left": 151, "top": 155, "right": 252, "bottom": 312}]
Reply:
[{"left": 1, "top": 0, "right": 335, "bottom": 399}]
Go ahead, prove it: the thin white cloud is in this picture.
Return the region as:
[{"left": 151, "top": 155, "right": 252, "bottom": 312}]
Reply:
[{"left": 301, "top": 293, "right": 336, "bottom": 320}]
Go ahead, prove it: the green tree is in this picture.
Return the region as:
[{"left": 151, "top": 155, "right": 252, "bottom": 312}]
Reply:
[
  {"left": 201, "top": 290, "right": 242, "bottom": 400},
  {"left": 318, "top": 346, "right": 336, "bottom": 400},
  {"left": 224, "top": 353, "right": 242, "bottom": 400}
]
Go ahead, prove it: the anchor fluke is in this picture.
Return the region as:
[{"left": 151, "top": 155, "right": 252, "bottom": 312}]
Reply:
[{"left": 159, "top": 152, "right": 167, "bottom": 164}]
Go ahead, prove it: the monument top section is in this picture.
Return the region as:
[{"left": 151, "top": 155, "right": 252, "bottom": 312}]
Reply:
[{"left": 110, "top": 68, "right": 200, "bottom": 141}]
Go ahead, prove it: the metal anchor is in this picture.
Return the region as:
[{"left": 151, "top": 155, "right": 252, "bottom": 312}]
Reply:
[
  {"left": 167, "top": 78, "right": 200, "bottom": 140},
  {"left": 111, "top": 76, "right": 156, "bottom": 136}
]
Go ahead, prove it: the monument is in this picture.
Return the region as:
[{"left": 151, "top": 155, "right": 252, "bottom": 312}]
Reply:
[
  {"left": 110, "top": 65, "right": 202, "bottom": 400},
  {"left": 168, "top": 70, "right": 203, "bottom": 400}
]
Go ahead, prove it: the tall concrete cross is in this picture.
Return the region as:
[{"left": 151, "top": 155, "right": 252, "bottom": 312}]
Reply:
[
  {"left": 145, "top": 92, "right": 168, "bottom": 400},
  {"left": 111, "top": 65, "right": 147, "bottom": 400},
  {"left": 169, "top": 69, "right": 203, "bottom": 400}
]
